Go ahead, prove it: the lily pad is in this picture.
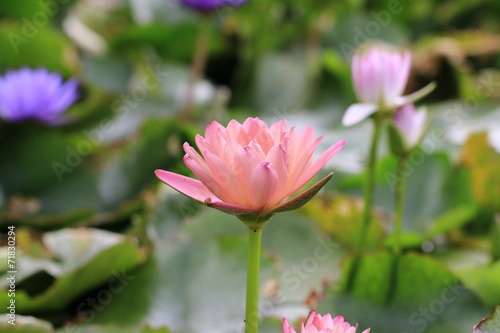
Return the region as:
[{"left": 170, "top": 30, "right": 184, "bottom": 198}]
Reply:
[
  {"left": 302, "top": 193, "right": 385, "bottom": 251},
  {"left": 0, "top": 21, "right": 75, "bottom": 74},
  {"left": 89, "top": 235, "right": 274, "bottom": 333},
  {"left": 456, "top": 261, "right": 500, "bottom": 308},
  {"left": 0, "top": 229, "right": 147, "bottom": 313},
  {"left": 0, "top": 315, "right": 54, "bottom": 333},
  {"left": 57, "top": 324, "right": 171, "bottom": 333},
  {"left": 319, "top": 251, "right": 488, "bottom": 332}
]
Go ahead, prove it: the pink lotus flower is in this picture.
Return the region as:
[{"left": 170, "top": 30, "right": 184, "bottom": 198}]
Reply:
[
  {"left": 342, "top": 46, "right": 435, "bottom": 126},
  {"left": 282, "top": 310, "right": 370, "bottom": 333},
  {"left": 392, "top": 103, "right": 427, "bottom": 149},
  {"left": 155, "top": 117, "right": 344, "bottom": 227}
]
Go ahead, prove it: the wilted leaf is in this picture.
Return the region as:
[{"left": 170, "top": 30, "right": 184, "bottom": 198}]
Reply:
[
  {"left": 474, "top": 306, "right": 500, "bottom": 333},
  {"left": 461, "top": 132, "right": 500, "bottom": 211}
]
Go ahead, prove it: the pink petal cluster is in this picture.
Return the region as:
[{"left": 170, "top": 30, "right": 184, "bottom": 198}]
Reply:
[
  {"left": 392, "top": 103, "right": 427, "bottom": 148},
  {"left": 282, "top": 310, "right": 370, "bottom": 333},
  {"left": 343, "top": 46, "right": 435, "bottom": 126},
  {"left": 156, "top": 117, "right": 344, "bottom": 225}
]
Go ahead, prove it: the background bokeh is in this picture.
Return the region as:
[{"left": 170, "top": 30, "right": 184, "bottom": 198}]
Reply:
[{"left": 0, "top": 0, "right": 499, "bottom": 332}]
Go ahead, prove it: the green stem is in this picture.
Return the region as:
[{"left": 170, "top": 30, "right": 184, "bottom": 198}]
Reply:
[
  {"left": 245, "top": 227, "right": 262, "bottom": 333},
  {"left": 393, "top": 154, "right": 407, "bottom": 255},
  {"left": 181, "top": 16, "right": 211, "bottom": 120},
  {"left": 345, "top": 114, "right": 384, "bottom": 293},
  {"left": 357, "top": 114, "right": 384, "bottom": 254}
]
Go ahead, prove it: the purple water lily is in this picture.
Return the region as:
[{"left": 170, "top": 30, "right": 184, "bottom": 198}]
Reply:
[
  {"left": 179, "top": 0, "right": 249, "bottom": 12},
  {"left": 0, "top": 68, "right": 79, "bottom": 125}
]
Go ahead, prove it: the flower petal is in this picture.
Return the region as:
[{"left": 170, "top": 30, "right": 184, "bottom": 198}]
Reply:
[
  {"left": 234, "top": 144, "right": 262, "bottom": 187},
  {"left": 305, "top": 309, "right": 317, "bottom": 326},
  {"left": 227, "top": 119, "right": 248, "bottom": 145},
  {"left": 392, "top": 50, "right": 412, "bottom": 99},
  {"left": 342, "top": 103, "right": 378, "bottom": 126},
  {"left": 203, "top": 149, "right": 243, "bottom": 202},
  {"left": 266, "top": 144, "right": 289, "bottom": 202},
  {"left": 288, "top": 140, "right": 345, "bottom": 196},
  {"left": 249, "top": 161, "right": 279, "bottom": 210},
  {"left": 154, "top": 169, "right": 219, "bottom": 203},
  {"left": 393, "top": 81, "right": 436, "bottom": 107},
  {"left": 282, "top": 318, "right": 297, "bottom": 333},
  {"left": 205, "top": 198, "right": 256, "bottom": 215},
  {"left": 183, "top": 154, "right": 234, "bottom": 203},
  {"left": 183, "top": 142, "right": 209, "bottom": 171},
  {"left": 269, "top": 118, "right": 289, "bottom": 142}
]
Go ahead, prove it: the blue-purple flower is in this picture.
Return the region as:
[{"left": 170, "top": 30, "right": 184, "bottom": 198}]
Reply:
[
  {"left": 179, "top": 0, "right": 249, "bottom": 12},
  {"left": 0, "top": 68, "right": 79, "bottom": 125}
]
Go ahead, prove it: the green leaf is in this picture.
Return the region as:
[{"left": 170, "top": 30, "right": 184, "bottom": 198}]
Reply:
[
  {"left": 474, "top": 306, "right": 500, "bottom": 333},
  {"left": 89, "top": 236, "right": 275, "bottom": 333},
  {"left": 427, "top": 205, "right": 478, "bottom": 237},
  {"left": 42, "top": 229, "right": 127, "bottom": 274},
  {"left": 56, "top": 324, "right": 170, "bottom": 333},
  {"left": 384, "top": 205, "right": 478, "bottom": 249},
  {"left": 339, "top": 151, "right": 476, "bottom": 246},
  {"left": 492, "top": 217, "right": 500, "bottom": 261},
  {"left": 96, "top": 118, "right": 195, "bottom": 210},
  {"left": 302, "top": 193, "right": 385, "bottom": 251},
  {"left": 0, "top": 229, "right": 147, "bottom": 312},
  {"left": 340, "top": 252, "right": 460, "bottom": 305},
  {"left": 457, "top": 261, "right": 500, "bottom": 308},
  {"left": 0, "top": 124, "right": 77, "bottom": 196},
  {"left": 0, "top": 21, "right": 75, "bottom": 74},
  {"left": 89, "top": 194, "right": 342, "bottom": 332},
  {"left": 325, "top": 251, "right": 488, "bottom": 332},
  {"left": 81, "top": 55, "right": 132, "bottom": 93},
  {"left": 0, "top": 315, "right": 54, "bottom": 333}
]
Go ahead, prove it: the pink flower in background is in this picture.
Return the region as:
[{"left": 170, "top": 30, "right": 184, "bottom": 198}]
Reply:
[
  {"left": 342, "top": 46, "right": 435, "bottom": 126},
  {"left": 282, "top": 310, "right": 370, "bottom": 333},
  {"left": 155, "top": 117, "right": 344, "bottom": 226},
  {"left": 392, "top": 103, "right": 427, "bottom": 148}
]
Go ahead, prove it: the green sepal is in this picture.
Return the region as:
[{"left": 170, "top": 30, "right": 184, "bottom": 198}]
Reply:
[
  {"left": 237, "top": 213, "right": 275, "bottom": 229},
  {"left": 269, "top": 172, "right": 333, "bottom": 214},
  {"left": 387, "top": 122, "right": 409, "bottom": 156}
]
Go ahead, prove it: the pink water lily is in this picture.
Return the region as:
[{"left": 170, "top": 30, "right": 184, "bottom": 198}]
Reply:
[
  {"left": 342, "top": 46, "right": 435, "bottom": 126},
  {"left": 155, "top": 117, "right": 344, "bottom": 227},
  {"left": 392, "top": 103, "right": 428, "bottom": 149},
  {"left": 282, "top": 310, "right": 370, "bottom": 333}
]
